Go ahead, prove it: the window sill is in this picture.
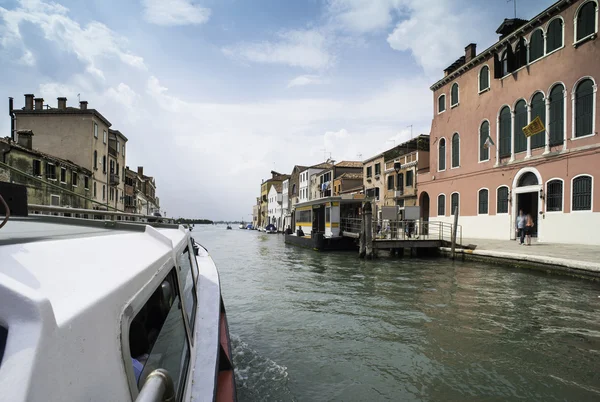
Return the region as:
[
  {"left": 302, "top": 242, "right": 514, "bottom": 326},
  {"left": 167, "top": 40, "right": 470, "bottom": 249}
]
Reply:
[
  {"left": 437, "top": 109, "right": 446, "bottom": 115},
  {"left": 477, "top": 213, "right": 489, "bottom": 216},
  {"left": 47, "top": 178, "right": 57, "bottom": 182},
  {"left": 571, "top": 209, "right": 593, "bottom": 213},
  {"left": 450, "top": 165, "right": 460, "bottom": 170},
  {"left": 545, "top": 210, "right": 563, "bottom": 214},
  {"left": 571, "top": 133, "right": 595, "bottom": 141},
  {"left": 60, "top": 181, "right": 67, "bottom": 184},
  {"left": 437, "top": 168, "right": 446, "bottom": 173},
  {"left": 500, "top": 44, "right": 565, "bottom": 80},
  {"left": 478, "top": 158, "right": 490, "bottom": 164},
  {"left": 478, "top": 87, "right": 490, "bottom": 95},
  {"left": 573, "top": 33, "right": 597, "bottom": 48},
  {"left": 450, "top": 103, "right": 459, "bottom": 109},
  {"left": 496, "top": 212, "right": 509, "bottom": 215}
]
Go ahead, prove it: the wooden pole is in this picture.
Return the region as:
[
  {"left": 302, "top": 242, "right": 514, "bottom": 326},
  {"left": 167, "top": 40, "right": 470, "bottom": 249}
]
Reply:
[
  {"left": 365, "top": 203, "right": 373, "bottom": 259},
  {"left": 359, "top": 203, "right": 366, "bottom": 258},
  {"left": 451, "top": 205, "right": 459, "bottom": 260}
]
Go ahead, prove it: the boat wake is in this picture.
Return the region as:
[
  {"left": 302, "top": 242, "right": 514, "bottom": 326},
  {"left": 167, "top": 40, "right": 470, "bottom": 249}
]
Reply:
[{"left": 230, "top": 335, "right": 295, "bottom": 401}]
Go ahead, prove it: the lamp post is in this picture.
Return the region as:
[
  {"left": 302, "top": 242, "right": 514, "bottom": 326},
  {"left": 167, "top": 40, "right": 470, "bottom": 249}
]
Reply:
[{"left": 394, "top": 161, "right": 401, "bottom": 239}]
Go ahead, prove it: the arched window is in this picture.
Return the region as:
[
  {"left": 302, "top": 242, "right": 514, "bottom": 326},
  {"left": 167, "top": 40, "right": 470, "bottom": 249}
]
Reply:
[
  {"left": 479, "top": 121, "right": 490, "bottom": 161},
  {"left": 499, "top": 106, "right": 512, "bottom": 157},
  {"left": 437, "top": 194, "right": 445, "bottom": 216},
  {"left": 529, "top": 29, "right": 544, "bottom": 62},
  {"left": 451, "top": 83, "right": 459, "bottom": 106},
  {"left": 93, "top": 150, "right": 98, "bottom": 169},
  {"left": 572, "top": 175, "right": 592, "bottom": 211},
  {"left": 515, "top": 37, "right": 527, "bottom": 69},
  {"left": 531, "top": 92, "right": 546, "bottom": 149},
  {"left": 518, "top": 172, "right": 539, "bottom": 187},
  {"left": 438, "top": 138, "right": 446, "bottom": 171},
  {"left": 546, "top": 179, "right": 563, "bottom": 212},
  {"left": 500, "top": 51, "right": 509, "bottom": 76},
  {"left": 451, "top": 193, "right": 459, "bottom": 215},
  {"left": 292, "top": 183, "right": 297, "bottom": 195},
  {"left": 575, "top": 79, "right": 595, "bottom": 138},
  {"left": 478, "top": 189, "right": 489, "bottom": 214},
  {"left": 576, "top": 1, "right": 598, "bottom": 42},
  {"left": 549, "top": 84, "right": 565, "bottom": 146},
  {"left": 438, "top": 94, "right": 446, "bottom": 113},
  {"left": 451, "top": 133, "right": 460, "bottom": 168},
  {"left": 546, "top": 18, "right": 563, "bottom": 52},
  {"left": 497, "top": 186, "right": 509, "bottom": 214},
  {"left": 479, "top": 66, "right": 490, "bottom": 92},
  {"left": 514, "top": 100, "right": 528, "bottom": 154}
]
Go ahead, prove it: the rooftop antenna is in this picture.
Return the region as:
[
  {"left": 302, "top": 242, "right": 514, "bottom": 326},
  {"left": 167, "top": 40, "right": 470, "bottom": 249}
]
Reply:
[
  {"left": 507, "top": 0, "right": 517, "bottom": 18},
  {"left": 356, "top": 153, "right": 363, "bottom": 160},
  {"left": 77, "top": 93, "right": 80, "bottom": 103}
]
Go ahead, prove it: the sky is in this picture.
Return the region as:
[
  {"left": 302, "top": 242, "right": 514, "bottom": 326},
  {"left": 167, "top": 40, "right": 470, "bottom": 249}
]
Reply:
[{"left": 0, "top": 0, "right": 556, "bottom": 220}]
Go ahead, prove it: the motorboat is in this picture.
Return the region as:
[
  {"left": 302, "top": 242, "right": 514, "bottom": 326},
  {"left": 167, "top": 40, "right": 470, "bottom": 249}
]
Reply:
[
  {"left": 226, "top": 225, "right": 232, "bottom": 230},
  {"left": 0, "top": 211, "right": 236, "bottom": 402},
  {"left": 265, "top": 224, "right": 277, "bottom": 234}
]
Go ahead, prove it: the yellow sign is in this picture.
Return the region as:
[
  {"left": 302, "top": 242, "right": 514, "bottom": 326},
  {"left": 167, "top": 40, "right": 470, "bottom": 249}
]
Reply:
[{"left": 522, "top": 116, "right": 545, "bottom": 137}]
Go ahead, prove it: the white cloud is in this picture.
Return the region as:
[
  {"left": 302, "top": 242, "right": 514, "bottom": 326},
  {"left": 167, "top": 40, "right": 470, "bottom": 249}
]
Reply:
[
  {"left": 105, "top": 83, "right": 138, "bottom": 109},
  {"left": 142, "top": 0, "right": 211, "bottom": 26},
  {"left": 222, "top": 29, "right": 335, "bottom": 70},
  {"left": 0, "top": 0, "right": 146, "bottom": 75},
  {"left": 387, "top": 1, "right": 486, "bottom": 75},
  {"left": 287, "top": 75, "right": 327, "bottom": 88},
  {"left": 326, "top": 0, "right": 403, "bottom": 33}
]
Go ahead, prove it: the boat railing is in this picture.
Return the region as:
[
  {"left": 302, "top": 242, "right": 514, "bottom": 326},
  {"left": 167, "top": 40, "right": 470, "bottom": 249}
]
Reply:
[
  {"left": 135, "top": 369, "right": 176, "bottom": 402},
  {"left": 27, "top": 204, "right": 175, "bottom": 224}
]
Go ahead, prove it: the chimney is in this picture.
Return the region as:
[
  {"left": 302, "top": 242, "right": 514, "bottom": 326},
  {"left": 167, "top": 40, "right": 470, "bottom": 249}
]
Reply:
[
  {"left": 16, "top": 130, "right": 34, "bottom": 150},
  {"left": 80, "top": 101, "right": 88, "bottom": 110},
  {"left": 465, "top": 43, "right": 477, "bottom": 63},
  {"left": 57, "top": 97, "right": 67, "bottom": 110},
  {"left": 24, "top": 94, "right": 34, "bottom": 111},
  {"left": 137, "top": 166, "right": 143, "bottom": 177},
  {"left": 34, "top": 98, "right": 44, "bottom": 110}
]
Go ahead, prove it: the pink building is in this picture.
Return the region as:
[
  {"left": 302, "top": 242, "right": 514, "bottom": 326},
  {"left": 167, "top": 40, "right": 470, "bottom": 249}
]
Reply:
[{"left": 418, "top": 0, "right": 600, "bottom": 245}]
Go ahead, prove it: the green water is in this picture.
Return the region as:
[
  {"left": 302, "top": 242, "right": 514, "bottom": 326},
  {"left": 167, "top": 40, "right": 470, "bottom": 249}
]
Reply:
[{"left": 194, "top": 226, "right": 600, "bottom": 401}]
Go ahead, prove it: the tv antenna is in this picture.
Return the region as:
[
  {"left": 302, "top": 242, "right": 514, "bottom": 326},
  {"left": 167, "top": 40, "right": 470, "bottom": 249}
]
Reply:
[{"left": 507, "top": 0, "right": 517, "bottom": 18}]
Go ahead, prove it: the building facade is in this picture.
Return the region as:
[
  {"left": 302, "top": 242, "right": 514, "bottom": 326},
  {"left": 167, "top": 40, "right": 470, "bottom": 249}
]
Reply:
[
  {"left": 298, "top": 163, "right": 333, "bottom": 203},
  {"left": 267, "top": 183, "right": 283, "bottom": 229},
  {"left": 334, "top": 173, "right": 363, "bottom": 195},
  {"left": 282, "top": 178, "right": 290, "bottom": 230},
  {"left": 0, "top": 132, "right": 92, "bottom": 210},
  {"left": 418, "top": 0, "right": 600, "bottom": 244},
  {"left": 363, "top": 154, "right": 385, "bottom": 217},
  {"left": 124, "top": 167, "right": 138, "bottom": 214}
]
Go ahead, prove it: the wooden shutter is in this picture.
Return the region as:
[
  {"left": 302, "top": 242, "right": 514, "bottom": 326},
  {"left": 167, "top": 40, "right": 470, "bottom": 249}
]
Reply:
[
  {"left": 549, "top": 85, "right": 564, "bottom": 146},
  {"left": 506, "top": 44, "right": 516, "bottom": 73},
  {"left": 493, "top": 52, "right": 502, "bottom": 79},
  {"left": 530, "top": 93, "right": 546, "bottom": 149},
  {"left": 575, "top": 79, "right": 594, "bottom": 138}
]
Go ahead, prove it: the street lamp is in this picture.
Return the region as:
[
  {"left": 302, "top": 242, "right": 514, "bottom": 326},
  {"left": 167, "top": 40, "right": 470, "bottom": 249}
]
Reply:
[{"left": 394, "top": 161, "right": 401, "bottom": 239}]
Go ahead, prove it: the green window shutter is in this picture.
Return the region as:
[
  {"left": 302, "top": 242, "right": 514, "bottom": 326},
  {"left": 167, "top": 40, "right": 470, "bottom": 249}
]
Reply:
[
  {"left": 439, "top": 139, "right": 446, "bottom": 170},
  {"left": 529, "top": 30, "right": 544, "bottom": 61},
  {"left": 478, "top": 189, "right": 489, "bottom": 214},
  {"left": 451, "top": 84, "right": 459, "bottom": 105},
  {"left": 479, "top": 66, "right": 489, "bottom": 91},
  {"left": 437, "top": 195, "right": 445, "bottom": 216},
  {"left": 497, "top": 187, "right": 509, "bottom": 213},
  {"left": 530, "top": 93, "right": 546, "bottom": 149},
  {"left": 438, "top": 95, "right": 445, "bottom": 112},
  {"left": 451, "top": 193, "right": 459, "bottom": 215},
  {"left": 452, "top": 134, "right": 460, "bottom": 168},
  {"left": 479, "top": 121, "right": 490, "bottom": 161},
  {"left": 549, "top": 85, "right": 564, "bottom": 146},
  {"left": 546, "top": 19, "right": 563, "bottom": 53},
  {"left": 577, "top": 2, "right": 596, "bottom": 41},
  {"left": 387, "top": 175, "right": 394, "bottom": 190},
  {"left": 575, "top": 79, "right": 594, "bottom": 138},
  {"left": 499, "top": 107, "right": 511, "bottom": 157},
  {"left": 514, "top": 100, "right": 528, "bottom": 153}
]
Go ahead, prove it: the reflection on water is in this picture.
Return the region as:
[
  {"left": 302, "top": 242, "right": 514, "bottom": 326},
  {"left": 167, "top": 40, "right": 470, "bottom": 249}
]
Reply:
[{"left": 196, "top": 226, "right": 600, "bottom": 402}]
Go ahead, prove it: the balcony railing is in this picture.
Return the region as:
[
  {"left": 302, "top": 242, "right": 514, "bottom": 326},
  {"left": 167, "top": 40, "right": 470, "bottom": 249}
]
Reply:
[{"left": 110, "top": 173, "right": 120, "bottom": 186}]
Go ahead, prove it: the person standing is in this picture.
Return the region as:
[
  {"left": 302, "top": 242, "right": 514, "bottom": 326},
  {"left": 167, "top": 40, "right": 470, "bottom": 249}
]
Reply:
[
  {"left": 516, "top": 209, "right": 526, "bottom": 245},
  {"left": 525, "top": 214, "right": 535, "bottom": 246}
]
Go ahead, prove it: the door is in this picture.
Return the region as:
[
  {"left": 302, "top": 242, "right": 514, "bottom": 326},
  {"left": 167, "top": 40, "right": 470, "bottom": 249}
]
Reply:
[{"left": 517, "top": 192, "right": 539, "bottom": 237}]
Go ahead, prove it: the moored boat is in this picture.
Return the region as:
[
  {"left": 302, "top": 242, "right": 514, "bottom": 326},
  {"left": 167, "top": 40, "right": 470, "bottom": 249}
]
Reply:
[{"left": 0, "top": 212, "right": 236, "bottom": 402}]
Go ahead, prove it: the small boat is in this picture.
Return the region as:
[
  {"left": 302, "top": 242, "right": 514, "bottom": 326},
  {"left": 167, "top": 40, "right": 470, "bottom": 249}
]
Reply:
[
  {"left": 265, "top": 224, "right": 277, "bottom": 234},
  {"left": 245, "top": 224, "right": 253, "bottom": 230},
  {"left": 226, "top": 225, "right": 232, "bottom": 230},
  {"left": 238, "top": 224, "right": 244, "bottom": 229},
  {"left": 0, "top": 207, "right": 236, "bottom": 402}
]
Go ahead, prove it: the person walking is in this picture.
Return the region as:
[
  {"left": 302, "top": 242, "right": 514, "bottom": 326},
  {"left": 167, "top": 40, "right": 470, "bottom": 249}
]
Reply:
[
  {"left": 525, "top": 213, "right": 535, "bottom": 246},
  {"left": 516, "top": 209, "right": 526, "bottom": 245}
]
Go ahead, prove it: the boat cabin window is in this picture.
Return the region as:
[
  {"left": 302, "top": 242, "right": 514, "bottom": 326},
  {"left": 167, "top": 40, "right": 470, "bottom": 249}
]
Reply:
[
  {"left": 178, "top": 247, "right": 198, "bottom": 331},
  {"left": 128, "top": 269, "right": 191, "bottom": 400}
]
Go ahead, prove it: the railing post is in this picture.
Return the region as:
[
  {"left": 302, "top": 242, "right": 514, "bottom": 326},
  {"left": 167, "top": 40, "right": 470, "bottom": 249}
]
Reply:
[
  {"left": 451, "top": 206, "right": 459, "bottom": 260},
  {"left": 359, "top": 211, "right": 366, "bottom": 258},
  {"left": 364, "top": 203, "right": 373, "bottom": 259}
]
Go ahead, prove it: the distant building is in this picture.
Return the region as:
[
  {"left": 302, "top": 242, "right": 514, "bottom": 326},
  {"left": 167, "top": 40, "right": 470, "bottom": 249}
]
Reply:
[
  {"left": 124, "top": 167, "right": 138, "bottom": 214},
  {"left": 0, "top": 132, "right": 92, "bottom": 210},
  {"left": 259, "top": 171, "right": 289, "bottom": 228},
  {"left": 136, "top": 166, "right": 159, "bottom": 215},
  {"left": 334, "top": 172, "right": 363, "bottom": 196},
  {"left": 267, "top": 183, "right": 283, "bottom": 230}
]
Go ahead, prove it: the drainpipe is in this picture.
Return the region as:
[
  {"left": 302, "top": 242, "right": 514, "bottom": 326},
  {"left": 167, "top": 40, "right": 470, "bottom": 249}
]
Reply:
[{"left": 8, "top": 97, "right": 15, "bottom": 141}]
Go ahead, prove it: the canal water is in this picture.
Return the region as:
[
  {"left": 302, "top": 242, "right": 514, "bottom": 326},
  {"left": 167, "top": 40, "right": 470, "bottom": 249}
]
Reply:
[{"left": 194, "top": 225, "right": 600, "bottom": 401}]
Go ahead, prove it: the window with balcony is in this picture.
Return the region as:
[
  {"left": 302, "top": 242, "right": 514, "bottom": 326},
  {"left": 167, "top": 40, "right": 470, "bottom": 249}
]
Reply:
[
  {"left": 531, "top": 92, "right": 546, "bottom": 149},
  {"left": 549, "top": 84, "right": 565, "bottom": 146},
  {"left": 437, "top": 194, "right": 445, "bottom": 216},
  {"left": 576, "top": 1, "right": 597, "bottom": 42},
  {"left": 572, "top": 175, "right": 592, "bottom": 211},
  {"left": 575, "top": 78, "right": 595, "bottom": 138},
  {"left": 497, "top": 186, "right": 509, "bottom": 213},
  {"left": 546, "top": 179, "right": 563, "bottom": 212},
  {"left": 499, "top": 106, "right": 511, "bottom": 157},
  {"left": 529, "top": 29, "right": 544, "bottom": 62},
  {"left": 546, "top": 18, "right": 563, "bottom": 53},
  {"left": 514, "top": 100, "right": 527, "bottom": 154}
]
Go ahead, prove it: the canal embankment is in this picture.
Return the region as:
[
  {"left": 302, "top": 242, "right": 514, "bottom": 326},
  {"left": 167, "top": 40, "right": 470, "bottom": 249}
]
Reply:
[{"left": 441, "top": 238, "right": 600, "bottom": 280}]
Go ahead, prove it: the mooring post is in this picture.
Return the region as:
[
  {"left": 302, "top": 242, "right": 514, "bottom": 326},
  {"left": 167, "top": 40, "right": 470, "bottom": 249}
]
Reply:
[
  {"left": 364, "top": 201, "right": 373, "bottom": 259},
  {"left": 451, "top": 206, "right": 459, "bottom": 260},
  {"left": 359, "top": 204, "right": 366, "bottom": 258}
]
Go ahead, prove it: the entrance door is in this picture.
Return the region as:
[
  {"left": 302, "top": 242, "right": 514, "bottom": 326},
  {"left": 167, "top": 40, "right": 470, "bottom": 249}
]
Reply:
[{"left": 517, "top": 192, "right": 539, "bottom": 237}]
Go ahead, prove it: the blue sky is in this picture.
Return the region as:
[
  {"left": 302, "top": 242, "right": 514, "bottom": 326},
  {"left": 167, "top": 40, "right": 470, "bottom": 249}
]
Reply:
[{"left": 0, "top": 0, "right": 555, "bottom": 220}]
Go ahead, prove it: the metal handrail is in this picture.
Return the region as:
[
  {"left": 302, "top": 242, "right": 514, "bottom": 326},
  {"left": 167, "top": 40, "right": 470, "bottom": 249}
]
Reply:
[
  {"left": 135, "top": 369, "right": 176, "bottom": 402},
  {"left": 28, "top": 204, "right": 173, "bottom": 223}
]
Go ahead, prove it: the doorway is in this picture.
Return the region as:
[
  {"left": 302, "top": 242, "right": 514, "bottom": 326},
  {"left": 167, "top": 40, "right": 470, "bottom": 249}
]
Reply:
[
  {"left": 313, "top": 206, "right": 325, "bottom": 233},
  {"left": 517, "top": 192, "right": 538, "bottom": 237}
]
